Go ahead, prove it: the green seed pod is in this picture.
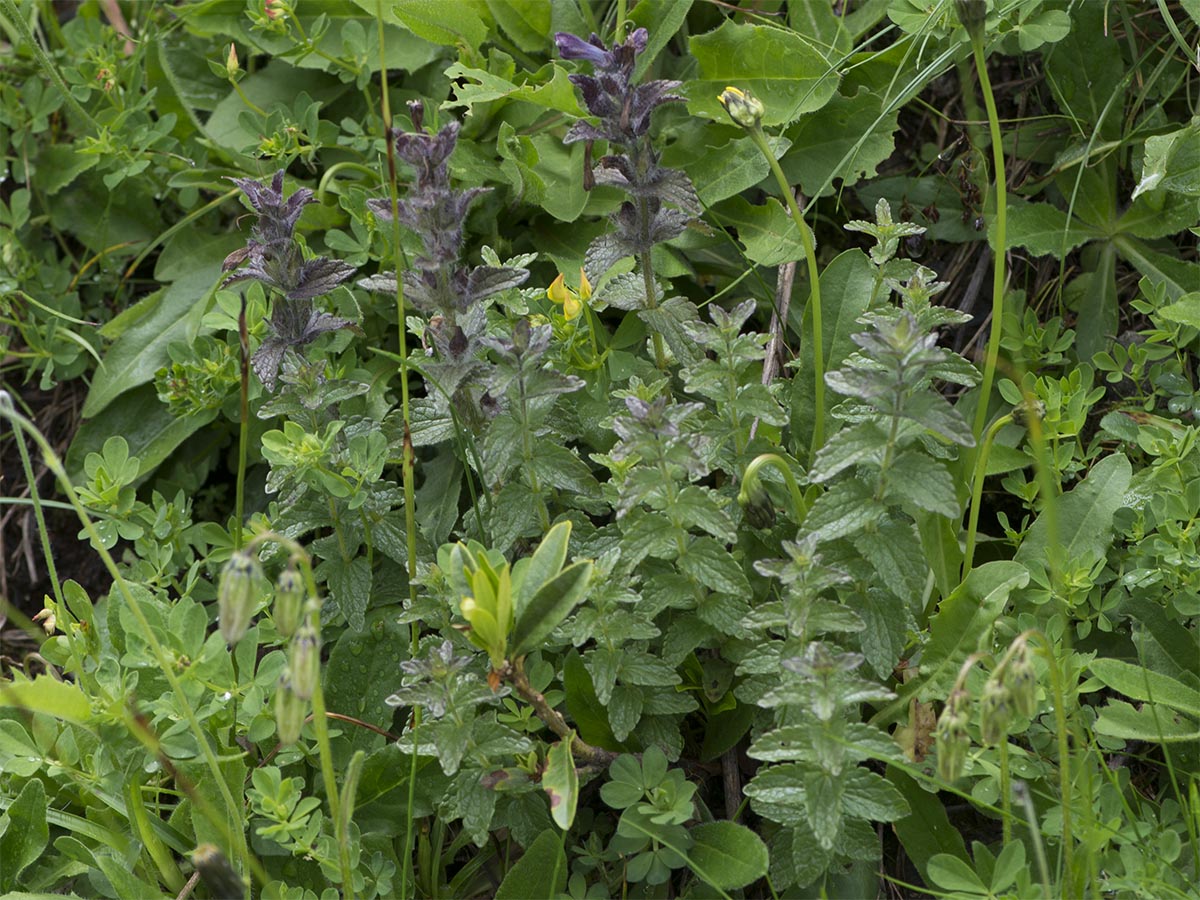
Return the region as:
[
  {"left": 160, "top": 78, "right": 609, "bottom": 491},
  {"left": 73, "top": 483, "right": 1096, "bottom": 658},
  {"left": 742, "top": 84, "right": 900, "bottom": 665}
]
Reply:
[
  {"left": 275, "top": 672, "right": 307, "bottom": 746},
  {"left": 218, "top": 551, "right": 260, "bottom": 645},
  {"left": 288, "top": 623, "right": 321, "bottom": 700},
  {"left": 934, "top": 702, "right": 971, "bottom": 782},
  {"left": 737, "top": 476, "right": 776, "bottom": 530},
  {"left": 273, "top": 565, "right": 305, "bottom": 638},
  {"left": 978, "top": 676, "right": 1012, "bottom": 746},
  {"left": 1004, "top": 644, "right": 1038, "bottom": 719}
]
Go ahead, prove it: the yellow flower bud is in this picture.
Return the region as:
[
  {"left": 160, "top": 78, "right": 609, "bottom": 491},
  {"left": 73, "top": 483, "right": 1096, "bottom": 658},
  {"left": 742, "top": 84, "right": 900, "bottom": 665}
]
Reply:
[
  {"left": 718, "top": 85, "right": 764, "bottom": 129},
  {"left": 225, "top": 43, "right": 239, "bottom": 80}
]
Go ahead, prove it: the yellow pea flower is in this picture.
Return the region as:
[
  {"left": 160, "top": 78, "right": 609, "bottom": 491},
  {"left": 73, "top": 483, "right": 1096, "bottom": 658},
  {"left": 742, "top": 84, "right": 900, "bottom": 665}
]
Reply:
[{"left": 547, "top": 268, "right": 591, "bottom": 320}]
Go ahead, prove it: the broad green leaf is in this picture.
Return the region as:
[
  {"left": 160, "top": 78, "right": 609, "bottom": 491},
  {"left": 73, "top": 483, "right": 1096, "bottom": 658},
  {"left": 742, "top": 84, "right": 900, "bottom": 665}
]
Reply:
[
  {"left": 1132, "top": 120, "right": 1200, "bottom": 200},
  {"left": 1088, "top": 659, "right": 1200, "bottom": 717},
  {"left": 1044, "top": 1, "right": 1124, "bottom": 138},
  {"left": 992, "top": 198, "right": 1098, "bottom": 259},
  {"left": 802, "top": 478, "right": 886, "bottom": 543},
  {"left": 639, "top": 296, "right": 703, "bottom": 368},
  {"left": 689, "top": 135, "right": 791, "bottom": 208},
  {"left": 687, "top": 20, "right": 840, "bottom": 127},
  {"left": 1014, "top": 453, "right": 1131, "bottom": 573},
  {"left": 510, "top": 561, "right": 593, "bottom": 657},
  {"left": 927, "top": 853, "right": 987, "bottom": 893},
  {"left": 1016, "top": 9, "right": 1070, "bottom": 51},
  {"left": 1156, "top": 292, "right": 1200, "bottom": 329},
  {"left": 383, "top": 0, "right": 488, "bottom": 46},
  {"left": 678, "top": 537, "right": 749, "bottom": 595},
  {"left": 888, "top": 766, "right": 969, "bottom": 887},
  {"left": 841, "top": 767, "right": 908, "bottom": 821},
  {"left": 82, "top": 231, "right": 241, "bottom": 417},
  {"left": 885, "top": 451, "right": 959, "bottom": 518},
  {"left": 855, "top": 519, "right": 925, "bottom": 605},
  {"left": 781, "top": 87, "right": 899, "bottom": 198},
  {"left": 0, "top": 678, "right": 93, "bottom": 725},
  {"left": 495, "top": 828, "right": 567, "bottom": 899},
  {"left": 486, "top": 0, "right": 550, "bottom": 53},
  {"left": 628, "top": 0, "right": 694, "bottom": 80},
  {"left": 1115, "top": 236, "right": 1200, "bottom": 301},
  {"left": 1092, "top": 700, "right": 1200, "bottom": 743},
  {"left": 873, "top": 561, "right": 1029, "bottom": 724},
  {"left": 791, "top": 249, "right": 876, "bottom": 459},
  {"left": 443, "top": 61, "right": 583, "bottom": 116},
  {"left": 806, "top": 770, "right": 843, "bottom": 849},
  {"left": 688, "top": 821, "right": 769, "bottom": 890},
  {"left": 513, "top": 520, "right": 572, "bottom": 618},
  {"left": 321, "top": 555, "right": 373, "bottom": 632},
  {"left": 991, "top": 840, "right": 1026, "bottom": 893},
  {"left": 0, "top": 779, "right": 48, "bottom": 891},
  {"left": 205, "top": 61, "right": 348, "bottom": 154},
  {"left": 712, "top": 195, "right": 803, "bottom": 266},
  {"left": 542, "top": 735, "right": 579, "bottom": 831},
  {"left": 809, "top": 422, "right": 885, "bottom": 483},
  {"left": 68, "top": 385, "right": 218, "bottom": 485},
  {"left": 324, "top": 607, "right": 410, "bottom": 755},
  {"left": 1071, "top": 242, "right": 1118, "bottom": 362}
]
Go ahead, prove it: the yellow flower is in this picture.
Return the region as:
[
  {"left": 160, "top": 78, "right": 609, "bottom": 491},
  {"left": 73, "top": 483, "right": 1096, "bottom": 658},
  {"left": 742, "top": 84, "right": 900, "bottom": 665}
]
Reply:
[
  {"left": 547, "top": 268, "right": 590, "bottom": 320},
  {"left": 717, "top": 85, "right": 764, "bottom": 129}
]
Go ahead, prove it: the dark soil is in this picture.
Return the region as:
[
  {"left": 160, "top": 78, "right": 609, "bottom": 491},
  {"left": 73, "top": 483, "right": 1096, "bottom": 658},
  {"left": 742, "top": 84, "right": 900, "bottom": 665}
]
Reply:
[{"left": 1, "top": 380, "right": 111, "bottom": 648}]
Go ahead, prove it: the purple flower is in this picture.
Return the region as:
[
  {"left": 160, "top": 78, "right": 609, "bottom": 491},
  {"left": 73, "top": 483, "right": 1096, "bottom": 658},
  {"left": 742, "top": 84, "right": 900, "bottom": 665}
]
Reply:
[{"left": 554, "top": 32, "right": 612, "bottom": 67}]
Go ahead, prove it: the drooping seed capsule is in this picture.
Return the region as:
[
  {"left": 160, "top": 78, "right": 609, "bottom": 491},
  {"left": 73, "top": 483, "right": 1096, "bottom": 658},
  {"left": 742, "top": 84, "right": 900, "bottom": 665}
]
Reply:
[
  {"left": 275, "top": 672, "right": 307, "bottom": 746},
  {"left": 978, "top": 676, "right": 1013, "bottom": 746},
  {"left": 1004, "top": 643, "right": 1038, "bottom": 720},
  {"left": 273, "top": 565, "right": 305, "bottom": 638},
  {"left": 217, "top": 551, "right": 260, "bottom": 645},
  {"left": 288, "top": 623, "right": 321, "bottom": 701},
  {"left": 934, "top": 699, "right": 971, "bottom": 782},
  {"left": 737, "top": 474, "right": 776, "bottom": 530}
]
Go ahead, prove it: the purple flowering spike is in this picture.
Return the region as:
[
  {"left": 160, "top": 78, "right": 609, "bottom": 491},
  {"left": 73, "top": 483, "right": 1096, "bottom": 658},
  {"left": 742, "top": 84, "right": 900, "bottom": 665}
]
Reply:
[{"left": 555, "top": 32, "right": 611, "bottom": 66}]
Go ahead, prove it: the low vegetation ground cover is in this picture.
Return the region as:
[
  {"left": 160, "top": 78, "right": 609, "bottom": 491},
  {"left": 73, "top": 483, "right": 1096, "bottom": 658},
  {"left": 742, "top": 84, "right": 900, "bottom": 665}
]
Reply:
[{"left": 1, "top": 0, "right": 1198, "bottom": 897}]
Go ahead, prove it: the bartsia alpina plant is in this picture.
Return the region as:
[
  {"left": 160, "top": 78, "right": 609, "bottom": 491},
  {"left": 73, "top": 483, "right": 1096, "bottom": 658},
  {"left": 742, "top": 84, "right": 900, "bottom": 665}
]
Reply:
[
  {"left": 222, "top": 170, "right": 358, "bottom": 389},
  {"left": 555, "top": 29, "right": 700, "bottom": 283},
  {"left": 359, "top": 102, "right": 529, "bottom": 420}
]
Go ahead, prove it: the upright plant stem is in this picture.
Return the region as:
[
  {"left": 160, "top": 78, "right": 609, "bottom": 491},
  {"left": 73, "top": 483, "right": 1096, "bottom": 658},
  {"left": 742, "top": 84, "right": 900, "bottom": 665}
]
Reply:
[
  {"left": 375, "top": 5, "right": 420, "bottom": 896},
  {"left": 968, "top": 38, "right": 1009, "bottom": 446},
  {"left": 746, "top": 126, "right": 824, "bottom": 455},
  {"left": 963, "top": 413, "right": 1013, "bottom": 576},
  {"left": 234, "top": 298, "right": 250, "bottom": 550}
]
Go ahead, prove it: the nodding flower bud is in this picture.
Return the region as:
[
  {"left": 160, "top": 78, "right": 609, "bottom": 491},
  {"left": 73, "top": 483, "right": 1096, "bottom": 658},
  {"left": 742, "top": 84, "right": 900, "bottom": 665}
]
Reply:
[
  {"left": 218, "top": 552, "right": 260, "bottom": 645},
  {"left": 717, "top": 86, "right": 764, "bottom": 130},
  {"left": 288, "top": 623, "right": 321, "bottom": 700},
  {"left": 273, "top": 565, "right": 305, "bottom": 638},
  {"left": 275, "top": 672, "right": 307, "bottom": 746},
  {"left": 978, "top": 676, "right": 1012, "bottom": 746},
  {"left": 1011, "top": 398, "right": 1045, "bottom": 429},
  {"left": 1003, "top": 642, "right": 1038, "bottom": 720},
  {"left": 953, "top": 0, "right": 987, "bottom": 46},
  {"left": 737, "top": 474, "right": 776, "bottom": 530},
  {"left": 934, "top": 696, "right": 971, "bottom": 781},
  {"left": 225, "top": 44, "right": 239, "bottom": 80}
]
